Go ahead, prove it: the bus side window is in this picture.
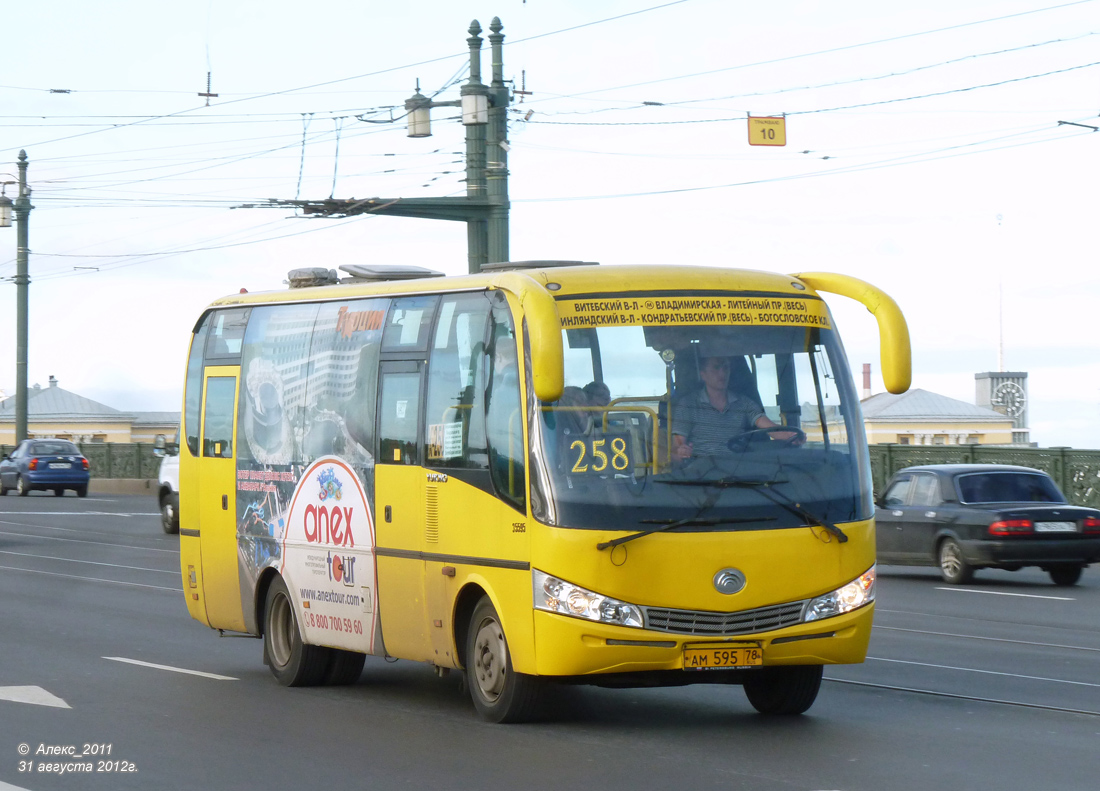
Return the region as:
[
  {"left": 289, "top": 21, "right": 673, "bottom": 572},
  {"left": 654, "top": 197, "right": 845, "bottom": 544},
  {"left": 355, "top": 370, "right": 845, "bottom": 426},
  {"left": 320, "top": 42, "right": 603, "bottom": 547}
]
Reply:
[
  {"left": 378, "top": 365, "right": 421, "bottom": 465},
  {"left": 485, "top": 300, "right": 525, "bottom": 512},
  {"left": 183, "top": 316, "right": 211, "bottom": 457},
  {"left": 205, "top": 308, "right": 250, "bottom": 360},
  {"left": 383, "top": 296, "right": 438, "bottom": 352},
  {"left": 425, "top": 294, "right": 492, "bottom": 471},
  {"left": 202, "top": 377, "right": 237, "bottom": 458}
]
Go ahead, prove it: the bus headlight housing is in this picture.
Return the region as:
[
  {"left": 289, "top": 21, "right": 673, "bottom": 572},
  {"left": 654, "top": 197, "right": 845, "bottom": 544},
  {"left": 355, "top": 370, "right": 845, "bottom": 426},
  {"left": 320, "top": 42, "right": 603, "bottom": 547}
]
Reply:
[
  {"left": 533, "top": 570, "right": 644, "bottom": 628},
  {"left": 804, "top": 566, "right": 876, "bottom": 622}
]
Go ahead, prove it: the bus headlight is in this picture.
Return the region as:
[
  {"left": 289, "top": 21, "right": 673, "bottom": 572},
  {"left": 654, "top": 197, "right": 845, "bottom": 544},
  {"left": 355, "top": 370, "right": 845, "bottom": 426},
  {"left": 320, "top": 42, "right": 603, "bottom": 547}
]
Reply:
[
  {"left": 533, "top": 570, "right": 644, "bottom": 628},
  {"left": 804, "top": 566, "right": 876, "bottom": 622}
]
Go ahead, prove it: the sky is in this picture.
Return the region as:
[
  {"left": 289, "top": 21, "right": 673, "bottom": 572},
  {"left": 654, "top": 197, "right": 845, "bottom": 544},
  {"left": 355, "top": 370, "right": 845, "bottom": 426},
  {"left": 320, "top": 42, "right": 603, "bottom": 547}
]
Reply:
[{"left": 1, "top": 0, "right": 1098, "bottom": 447}]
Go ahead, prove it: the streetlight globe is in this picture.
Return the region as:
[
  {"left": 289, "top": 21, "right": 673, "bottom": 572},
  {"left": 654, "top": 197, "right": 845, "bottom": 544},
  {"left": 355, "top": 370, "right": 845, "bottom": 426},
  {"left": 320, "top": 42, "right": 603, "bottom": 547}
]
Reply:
[
  {"left": 461, "top": 93, "right": 488, "bottom": 126},
  {"left": 405, "top": 89, "right": 432, "bottom": 138},
  {"left": 0, "top": 191, "right": 12, "bottom": 228}
]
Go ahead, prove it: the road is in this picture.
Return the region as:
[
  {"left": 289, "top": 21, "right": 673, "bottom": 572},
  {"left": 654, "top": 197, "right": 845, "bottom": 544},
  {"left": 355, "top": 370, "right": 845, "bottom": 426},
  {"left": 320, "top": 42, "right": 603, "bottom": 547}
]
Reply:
[{"left": 1, "top": 493, "right": 1097, "bottom": 790}]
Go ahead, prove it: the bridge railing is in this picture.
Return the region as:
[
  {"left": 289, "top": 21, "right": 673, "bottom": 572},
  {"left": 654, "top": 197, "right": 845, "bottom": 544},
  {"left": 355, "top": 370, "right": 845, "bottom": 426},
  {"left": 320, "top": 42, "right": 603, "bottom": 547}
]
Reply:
[
  {"left": 869, "top": 444, "right": 1100, "bottom": 509},
  {"left": 5, "top": 442, "right": 1099, "bottom": 508},
  {"left": 0, "top": 443, "right": 164, "bottom": 480}
]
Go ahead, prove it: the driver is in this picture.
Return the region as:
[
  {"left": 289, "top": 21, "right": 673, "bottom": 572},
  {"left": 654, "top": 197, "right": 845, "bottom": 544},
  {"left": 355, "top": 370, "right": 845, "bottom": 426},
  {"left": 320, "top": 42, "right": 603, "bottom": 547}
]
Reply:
[{"left": 671, "top": 356, "right": 800, "bottom": 461}]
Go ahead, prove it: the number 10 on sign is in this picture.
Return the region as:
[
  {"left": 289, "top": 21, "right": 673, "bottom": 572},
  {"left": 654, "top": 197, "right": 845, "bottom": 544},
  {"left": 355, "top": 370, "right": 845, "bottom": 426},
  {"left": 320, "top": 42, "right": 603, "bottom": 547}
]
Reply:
[{"left": 748, "top": 116, "right": 786, "bottom": 146}]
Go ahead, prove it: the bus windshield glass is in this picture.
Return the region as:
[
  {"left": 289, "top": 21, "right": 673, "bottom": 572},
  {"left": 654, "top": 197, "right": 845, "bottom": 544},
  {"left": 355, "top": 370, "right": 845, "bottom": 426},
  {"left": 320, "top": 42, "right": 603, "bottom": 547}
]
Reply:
[{"left": 530, "top": 296, "right": 872, "bottom": 533}]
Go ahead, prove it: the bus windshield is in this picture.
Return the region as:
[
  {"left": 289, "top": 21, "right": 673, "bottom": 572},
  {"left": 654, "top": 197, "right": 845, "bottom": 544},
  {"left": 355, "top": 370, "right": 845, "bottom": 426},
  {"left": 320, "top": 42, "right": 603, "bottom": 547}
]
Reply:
[{"left": 530, "top": 319, "right": 872, "bottom": 533}]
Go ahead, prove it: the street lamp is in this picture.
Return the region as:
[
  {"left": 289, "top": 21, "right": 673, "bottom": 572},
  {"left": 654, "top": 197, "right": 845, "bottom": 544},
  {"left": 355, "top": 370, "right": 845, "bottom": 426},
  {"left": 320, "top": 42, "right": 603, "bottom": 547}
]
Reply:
[
  {"left": 1, "top": 151, "right": 32, "bottom": 443},
  {"left": 399, "top": 18, "right": 510, "bottom": 270},
  {"left": 0, "top": 186, "right": 12, "bottom": 227},
  {"left": 244, "top": 18, "right": 511, "bottom": 274}
]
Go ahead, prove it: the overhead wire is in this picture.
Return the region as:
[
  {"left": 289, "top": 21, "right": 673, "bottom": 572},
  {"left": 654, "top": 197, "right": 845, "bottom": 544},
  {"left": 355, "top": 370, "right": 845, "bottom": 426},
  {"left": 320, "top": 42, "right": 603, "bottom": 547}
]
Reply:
[
  {"left": 530, "top": 32, "right": 1099, "bottom": 115},
  {"left": 513, "top": 123, "right": 1093, "bottom": 203},
  {"left": 6, "top": 0, "right": 1096, "bottom": 279},
  {"left": 520, "top": 59, "right": 1100, "bottom": 126},
  {"left": 523, "top": 0, "right": 1098, "bottom": 104}
]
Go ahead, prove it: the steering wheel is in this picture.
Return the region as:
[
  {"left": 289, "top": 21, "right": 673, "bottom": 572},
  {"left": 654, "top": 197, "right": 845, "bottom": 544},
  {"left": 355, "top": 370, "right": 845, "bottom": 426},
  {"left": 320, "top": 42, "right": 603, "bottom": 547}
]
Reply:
[{"left": 727, "top": 425, "right": 806, "bottom": 451}]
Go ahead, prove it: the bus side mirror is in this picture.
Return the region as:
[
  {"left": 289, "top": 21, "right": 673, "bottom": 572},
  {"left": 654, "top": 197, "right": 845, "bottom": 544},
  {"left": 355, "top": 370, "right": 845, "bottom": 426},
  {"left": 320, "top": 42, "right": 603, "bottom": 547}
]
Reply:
[
  {"left": 153, "top": 434, "right": 167, "bottom": 458},
  {"left": 490, "top": 271, "right": 564, "bottom": 402},
  {"left": 790, "top": 271, "right": 911, "bottom": 395}
]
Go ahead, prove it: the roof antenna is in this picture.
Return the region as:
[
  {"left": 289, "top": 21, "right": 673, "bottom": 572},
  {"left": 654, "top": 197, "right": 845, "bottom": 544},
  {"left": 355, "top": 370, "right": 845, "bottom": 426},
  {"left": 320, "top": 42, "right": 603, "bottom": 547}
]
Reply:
[{"left": 996, "top": 214, "right": 1004, "bottom": 372}]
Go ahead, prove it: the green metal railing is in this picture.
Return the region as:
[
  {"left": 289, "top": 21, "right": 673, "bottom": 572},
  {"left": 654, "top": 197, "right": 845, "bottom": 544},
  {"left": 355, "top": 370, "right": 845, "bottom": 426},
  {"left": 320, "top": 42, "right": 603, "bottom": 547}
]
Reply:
[
  {"left": 0, "top": 443, "right": 164, "bottom": 479},
  {"left": 5, "top": 441, "right": 1098, "bottom": 508},
  {"left": 869, "top": 445, "right": 1100, "bottom": 508}
]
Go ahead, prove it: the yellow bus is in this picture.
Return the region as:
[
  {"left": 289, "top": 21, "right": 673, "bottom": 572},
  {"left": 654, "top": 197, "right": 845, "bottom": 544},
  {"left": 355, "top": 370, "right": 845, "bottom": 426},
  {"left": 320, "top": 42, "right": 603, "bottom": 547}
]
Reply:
[{"left": 178, "top": 262, "right": 909, "bottom": 722}]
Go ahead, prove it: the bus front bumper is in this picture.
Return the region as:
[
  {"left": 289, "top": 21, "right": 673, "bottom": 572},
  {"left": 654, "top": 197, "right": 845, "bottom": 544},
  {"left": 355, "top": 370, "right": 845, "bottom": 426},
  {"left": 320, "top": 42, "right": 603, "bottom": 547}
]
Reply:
[{"left": 531, "top": 603, "right": 873, "bottom": 678}]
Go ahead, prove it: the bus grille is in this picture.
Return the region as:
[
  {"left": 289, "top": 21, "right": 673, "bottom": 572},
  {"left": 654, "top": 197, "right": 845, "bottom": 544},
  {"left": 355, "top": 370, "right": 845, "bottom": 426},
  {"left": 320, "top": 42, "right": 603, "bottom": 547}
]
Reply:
[{"left": 643, "top": 600, "right": 806, "bottom": 636}]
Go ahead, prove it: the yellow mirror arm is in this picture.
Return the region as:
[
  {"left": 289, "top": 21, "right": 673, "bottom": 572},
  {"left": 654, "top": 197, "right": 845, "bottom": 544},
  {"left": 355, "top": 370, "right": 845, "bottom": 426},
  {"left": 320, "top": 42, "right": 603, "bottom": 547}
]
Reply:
[
  {"left": 490, "top": 271, "right": 564, "bottom": 402},
  {"left": 791, "top": 272, "right": 912, "bottom": 394}
]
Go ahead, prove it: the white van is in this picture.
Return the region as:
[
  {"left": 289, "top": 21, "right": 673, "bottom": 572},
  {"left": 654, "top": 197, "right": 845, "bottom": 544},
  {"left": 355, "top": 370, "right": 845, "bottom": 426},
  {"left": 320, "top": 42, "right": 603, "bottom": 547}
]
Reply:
[{"left": 153, "top": 435, "right": 179, "bottom": 534}]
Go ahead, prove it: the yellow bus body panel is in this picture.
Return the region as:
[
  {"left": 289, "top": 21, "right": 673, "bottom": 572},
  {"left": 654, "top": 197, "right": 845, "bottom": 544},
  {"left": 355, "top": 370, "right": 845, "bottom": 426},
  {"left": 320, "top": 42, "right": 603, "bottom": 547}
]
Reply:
[
  {"left": 531, "top": 605, "right": 873, "bottom": 676},
  {"left": 518, "top": 519, "right": 875, "bottom": 676}
]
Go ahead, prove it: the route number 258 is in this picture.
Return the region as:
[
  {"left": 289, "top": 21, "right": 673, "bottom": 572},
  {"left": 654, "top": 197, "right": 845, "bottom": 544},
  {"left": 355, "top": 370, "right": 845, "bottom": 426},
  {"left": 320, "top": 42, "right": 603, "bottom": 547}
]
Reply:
[{"left": 571, "top": 435, "right": 631, "bottom": 474}]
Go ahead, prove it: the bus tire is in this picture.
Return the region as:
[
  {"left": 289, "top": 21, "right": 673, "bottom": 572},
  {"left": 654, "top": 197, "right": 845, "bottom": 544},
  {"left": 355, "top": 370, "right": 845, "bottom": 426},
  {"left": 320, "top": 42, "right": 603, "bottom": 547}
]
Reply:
[
  {"left": 324, "top": 649, "right": 366, "bottom": 685},
  {"left": 465, "top": 597, "right": 542, "bottom": 723},
  {"left": 263, "top": 576, "right": 329, "bottom": 687},
  {"left": 743, "top": 665, "right": 823, "bottom": 715}
]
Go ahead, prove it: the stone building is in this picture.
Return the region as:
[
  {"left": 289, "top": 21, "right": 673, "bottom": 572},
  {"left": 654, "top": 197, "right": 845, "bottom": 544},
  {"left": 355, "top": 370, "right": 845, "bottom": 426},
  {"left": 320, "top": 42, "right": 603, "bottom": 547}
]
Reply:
[
  {"left": 861, "top": 388, "right": 1016, "bottom": 446},
  {"left": 0, "top": 376, "right": 178, "bottom": 445}
]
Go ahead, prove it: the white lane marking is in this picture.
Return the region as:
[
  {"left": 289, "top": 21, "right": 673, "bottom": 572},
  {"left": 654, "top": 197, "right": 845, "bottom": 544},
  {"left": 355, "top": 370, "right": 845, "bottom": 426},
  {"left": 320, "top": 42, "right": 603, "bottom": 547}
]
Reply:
[
  {"left": 0, "top": 512, "right": 157, "bottom": 517},
  {"left": 0, "top": 685, "right": 71, "bottom": 708},
  {"left": 934, "top": 586, "right": 1074, "bottom": 601},
  {"left": 868, "top": 656, "right": 1100, "bottom": 688},
  {"left": 0, "top": 550, "right": 177, "bottom": 575},
  {"left": 875, "top": 626, "right": 1100, "bottom": 653},
  {"left": 826, "top": 676, "right": 1100, "bottom": 717},
  {"left": 0, "top": 782, "right": 33, "bottom": 791},
  {"left": 0, "top": 564, "right": 181, "bottom": 592},
  {"left": 104, "top": 657, "right": 237, "bottom": 681},
  {"left": 0, "top": 528, "right": 178, "bottom": 553}
]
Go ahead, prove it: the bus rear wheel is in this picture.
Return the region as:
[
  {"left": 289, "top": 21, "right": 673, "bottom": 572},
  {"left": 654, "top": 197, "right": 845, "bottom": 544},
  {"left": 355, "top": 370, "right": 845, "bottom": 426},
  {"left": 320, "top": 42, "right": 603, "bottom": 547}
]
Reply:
[
  {"left": 324, "top": 649, "right": 366, "bottom": 685},
  {"left": 743, "top": 665, "right": 823, "bottom": 715},
  {"left": 264, "top": 576, "right": 329, "bottom": 687},
  {"left": 465, "top": 597, "right": 542, "bottom": 723}
]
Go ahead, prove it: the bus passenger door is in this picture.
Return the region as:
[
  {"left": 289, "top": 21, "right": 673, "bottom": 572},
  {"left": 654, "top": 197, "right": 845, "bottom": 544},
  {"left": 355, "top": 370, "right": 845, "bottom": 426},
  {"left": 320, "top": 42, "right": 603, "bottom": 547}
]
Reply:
[
  {"left": 197, "top": 368, "right": 246, "bottom": 632},
  {"left": 374, "top": 360, "right": 432, "bottom": 662}
]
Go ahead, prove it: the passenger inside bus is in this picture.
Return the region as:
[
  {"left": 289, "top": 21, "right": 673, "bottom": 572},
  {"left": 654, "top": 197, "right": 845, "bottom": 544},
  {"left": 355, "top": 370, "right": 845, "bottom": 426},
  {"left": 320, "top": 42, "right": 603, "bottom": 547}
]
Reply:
[{"left": 670, "top": 355, "right": 801, "bottom": 461}]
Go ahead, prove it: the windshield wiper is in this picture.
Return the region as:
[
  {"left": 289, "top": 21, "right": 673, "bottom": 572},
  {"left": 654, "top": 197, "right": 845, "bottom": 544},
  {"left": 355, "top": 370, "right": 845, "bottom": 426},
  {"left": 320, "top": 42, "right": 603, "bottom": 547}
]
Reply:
[
  {"left": 660, "top": 476, "right": 848, "bottom": 543},
  {"left": 596, "top": 514, "right": 773, "bottom": 551}
]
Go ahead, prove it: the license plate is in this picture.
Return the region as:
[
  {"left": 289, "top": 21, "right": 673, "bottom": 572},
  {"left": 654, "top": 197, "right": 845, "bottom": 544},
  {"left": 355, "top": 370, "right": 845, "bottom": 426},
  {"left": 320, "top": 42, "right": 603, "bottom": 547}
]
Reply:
[
  {"left": 48, "top": 462, "right": 71, "bottom": 469},
  {"left": 1035, "top": 521, "right": 1076, "bottom": 533},
  {"left": 683, "top": 645, "right": 762, "bottom": 670}
]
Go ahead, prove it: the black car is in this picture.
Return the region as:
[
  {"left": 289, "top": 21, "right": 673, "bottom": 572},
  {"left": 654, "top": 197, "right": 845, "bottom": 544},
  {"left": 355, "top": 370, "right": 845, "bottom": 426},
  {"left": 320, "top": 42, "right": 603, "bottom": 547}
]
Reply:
[{"left": 875, "top": 464, "right": 1100, "bottom": 586}]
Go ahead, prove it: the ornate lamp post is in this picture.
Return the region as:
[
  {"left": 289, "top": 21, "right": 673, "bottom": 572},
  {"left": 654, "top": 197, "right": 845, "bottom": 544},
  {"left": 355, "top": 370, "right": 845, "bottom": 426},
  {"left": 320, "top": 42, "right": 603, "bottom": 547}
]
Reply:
[{"left": 249, "top": 19, "right": 511, "bottom": 274}]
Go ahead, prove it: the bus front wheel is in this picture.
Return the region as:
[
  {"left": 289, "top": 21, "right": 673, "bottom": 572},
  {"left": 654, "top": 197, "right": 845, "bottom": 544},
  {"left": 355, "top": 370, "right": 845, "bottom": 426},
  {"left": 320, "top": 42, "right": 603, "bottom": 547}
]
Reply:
[
  {"left": 743, "top": 665, "right": 823, "bottom": 715},
  {"left": 465, "top": 597, "right": 542, "bottom": 723},
  {"left": 264, "top": 576, "right": 329, "bottom": 687}
]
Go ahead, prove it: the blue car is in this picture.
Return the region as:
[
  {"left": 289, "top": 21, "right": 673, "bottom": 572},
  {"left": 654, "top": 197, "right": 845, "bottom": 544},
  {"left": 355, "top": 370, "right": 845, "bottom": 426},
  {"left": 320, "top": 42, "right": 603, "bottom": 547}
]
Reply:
[{"left": 0, "top": 439, "right": 90, "bottom": 497}]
